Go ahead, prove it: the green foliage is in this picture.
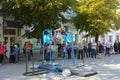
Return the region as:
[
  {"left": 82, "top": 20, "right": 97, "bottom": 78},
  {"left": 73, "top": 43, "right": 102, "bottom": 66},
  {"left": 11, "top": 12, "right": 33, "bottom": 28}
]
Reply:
[
  {"left": 1, "top": 0, "right": 77, "bottom": 38},
  {"left": 72, "top": 0, "right": 119, "bottom": 39},
  {"left": 114, "top": 13, "right": 120, "bottom": 30}
]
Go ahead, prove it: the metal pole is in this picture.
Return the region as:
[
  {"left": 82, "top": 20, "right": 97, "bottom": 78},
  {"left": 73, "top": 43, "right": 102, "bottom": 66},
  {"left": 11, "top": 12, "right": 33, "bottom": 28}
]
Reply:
[
  {"left": 31, "top": 50, "right": 34, "bottom": 74},
  {"left": 42, "top": 30, "right": 45, "bottom": 66},
  {"left": 71, "top": 33, "right": 76, "bottom": 66},
  {"left": 82, "top": 51, "right": 85, "bottom": 66},
  {"left": 25, "top": 51, "right": 28, "bottom": 73}
]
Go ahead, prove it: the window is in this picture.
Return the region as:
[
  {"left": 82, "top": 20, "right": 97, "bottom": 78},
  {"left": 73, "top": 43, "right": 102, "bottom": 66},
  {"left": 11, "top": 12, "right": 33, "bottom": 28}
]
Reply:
[{"left": 4, "top": 29, "right": 16, "bottom": 35}]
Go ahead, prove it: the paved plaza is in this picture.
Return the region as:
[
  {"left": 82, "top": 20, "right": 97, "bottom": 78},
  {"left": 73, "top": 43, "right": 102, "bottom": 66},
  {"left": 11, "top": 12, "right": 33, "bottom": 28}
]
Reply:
[{"left": 0, "top": 54, "right": 120, "bottom": 80}]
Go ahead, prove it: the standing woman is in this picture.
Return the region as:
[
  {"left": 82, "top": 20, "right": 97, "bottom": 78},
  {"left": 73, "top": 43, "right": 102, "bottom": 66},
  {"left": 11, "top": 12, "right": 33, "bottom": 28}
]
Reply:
[{"left": 0, "top": 41, "right": 5, "bottom": 64}]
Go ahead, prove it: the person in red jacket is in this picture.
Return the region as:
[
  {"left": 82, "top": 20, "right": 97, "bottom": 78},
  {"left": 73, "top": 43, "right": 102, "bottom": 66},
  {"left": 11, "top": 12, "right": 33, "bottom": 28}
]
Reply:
[
  {"left": 24, "top": 41, "right": 33, "bottom": 61},
  {"left": 0, "top": 41, "right": 5, "bottom": 64}
]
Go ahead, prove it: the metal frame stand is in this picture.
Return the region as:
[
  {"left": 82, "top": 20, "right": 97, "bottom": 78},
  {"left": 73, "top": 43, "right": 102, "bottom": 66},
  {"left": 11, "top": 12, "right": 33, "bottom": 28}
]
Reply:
[
  {"left": 37, "top": 29, "right": 61, "bottom": 75},
  {"left": 61, "top": 32, "right": 76, "bottom": 67}
]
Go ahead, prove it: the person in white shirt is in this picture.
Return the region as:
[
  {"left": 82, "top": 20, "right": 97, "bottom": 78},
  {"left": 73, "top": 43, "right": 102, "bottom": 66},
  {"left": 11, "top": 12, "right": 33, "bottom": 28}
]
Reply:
[
  {"left": 91, "top": 40, "right": 97, "bottom": 58},
  {"left": 53, "top": 26, "right": 64, "bottom": 44},
  {"left": 105, "top": 40, "right": 111, "bottom": 56}
]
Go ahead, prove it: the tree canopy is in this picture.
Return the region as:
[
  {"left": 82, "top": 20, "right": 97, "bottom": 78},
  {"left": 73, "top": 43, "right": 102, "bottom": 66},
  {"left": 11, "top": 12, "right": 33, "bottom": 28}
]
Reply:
[
  {"left": 0, "top": 0, "right": 77, "bottom": 38},
  {"left": 72, "top": 0, "right": 119, "bottom": 42}
]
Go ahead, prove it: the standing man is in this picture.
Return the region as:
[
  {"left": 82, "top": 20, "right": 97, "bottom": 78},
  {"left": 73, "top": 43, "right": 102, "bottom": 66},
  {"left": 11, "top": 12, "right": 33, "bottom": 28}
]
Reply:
[
  {"left": 105, "top": 40, "right": 111, "bottom": 56},
  {"left": 82, "top": 40, "right": 88, "bottom": 58},
  {"left": 91, "top": 40, "right": 97, "bottom": 58},
  {"left": 114, "top": 40, "right": 119, "bottom": 54},
  {"left": 24, "top": 41, "right": 33, "bottom": 61},
  {"left": 9, "top": 41, "right": 15, "bottom": 63},
  {"left": 77, "top": 42, "right": 84, "bottom": 59},
  {"left": 87, "top": 42, "right": 92, "bottom": 58},
  {"left": 118, "top": 41, "right": 120, "bottom": 54}
]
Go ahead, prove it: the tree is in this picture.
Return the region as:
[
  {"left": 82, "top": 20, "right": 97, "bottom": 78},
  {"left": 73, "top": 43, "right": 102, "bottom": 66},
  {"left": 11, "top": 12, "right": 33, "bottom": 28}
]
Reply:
[
  {"left": 72, "top": 0, "right": 119, "bottom": 42},
  {"left": 0, "top": 0, "right": 77, "bottom": 38},
  {"left": 114, "top": 12, "right": 120, "bottom": 30}
]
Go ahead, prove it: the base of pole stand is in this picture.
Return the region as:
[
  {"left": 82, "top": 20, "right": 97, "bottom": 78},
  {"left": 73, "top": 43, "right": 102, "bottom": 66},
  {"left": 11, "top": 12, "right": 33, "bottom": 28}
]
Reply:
[
  {"left": 77, "top": 71, "right": 97, "bottom": 77},
  {"left": 23, "top": 70, "right": 49, "bottom": 76},
  {"left": 64, "top": 66, "right": 98, "bottom": 77},
  {"left": 70, "top": 69, "right": 97, "bottom": 77}
]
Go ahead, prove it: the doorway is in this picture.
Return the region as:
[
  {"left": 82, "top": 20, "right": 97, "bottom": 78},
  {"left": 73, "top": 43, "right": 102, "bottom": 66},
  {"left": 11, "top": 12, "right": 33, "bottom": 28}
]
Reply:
[{"left": 4, "top": 35, "right": 16, "bottom": 58}]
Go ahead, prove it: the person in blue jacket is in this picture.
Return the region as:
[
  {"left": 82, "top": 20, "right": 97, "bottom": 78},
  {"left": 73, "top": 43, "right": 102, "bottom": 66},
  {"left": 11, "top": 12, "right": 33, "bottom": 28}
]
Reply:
[{"left": 14, "top": 44, "right": 19, "bottom": 63}]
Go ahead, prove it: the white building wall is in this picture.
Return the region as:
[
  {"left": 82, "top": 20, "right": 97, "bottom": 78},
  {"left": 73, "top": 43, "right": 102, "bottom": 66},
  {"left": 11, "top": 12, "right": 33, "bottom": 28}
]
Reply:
[
  {"left": 106, "top": 30, "right": 116, "bottom": 45},
  {"left": 0, "top": 16, "right": 3, "bottom": 41},
  {"left": 78, "top": 32, "right": 84, "bottom": 43}
]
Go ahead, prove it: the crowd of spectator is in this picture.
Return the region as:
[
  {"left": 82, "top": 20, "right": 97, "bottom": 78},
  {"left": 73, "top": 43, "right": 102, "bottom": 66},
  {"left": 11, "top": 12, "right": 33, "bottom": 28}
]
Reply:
[{"left": 1, "top": 38, "right": 120, "bottom": 65}]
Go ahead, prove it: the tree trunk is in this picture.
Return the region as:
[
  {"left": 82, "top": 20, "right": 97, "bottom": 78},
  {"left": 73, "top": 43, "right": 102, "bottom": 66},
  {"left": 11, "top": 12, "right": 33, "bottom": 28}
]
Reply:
[{"left": 95, "top": 34, "right": 99, "bottom": 43}]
